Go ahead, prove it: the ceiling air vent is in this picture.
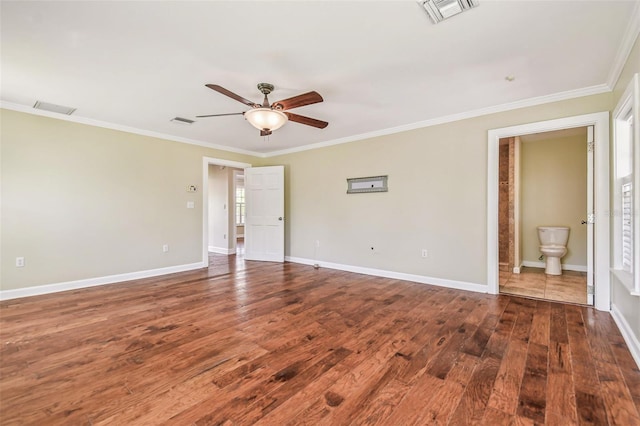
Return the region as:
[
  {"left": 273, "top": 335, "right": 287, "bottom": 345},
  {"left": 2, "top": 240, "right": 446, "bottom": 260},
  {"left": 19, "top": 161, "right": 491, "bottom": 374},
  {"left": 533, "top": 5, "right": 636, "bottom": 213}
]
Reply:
[
  {"left": 33, "top": 101, "right": 76, "bottom": 115},
  {"left": 170, "top": 117, "right": 195, "bottom": 125},
  {"left": 417, "top": 0, "right": 478, "bottom": 24}
]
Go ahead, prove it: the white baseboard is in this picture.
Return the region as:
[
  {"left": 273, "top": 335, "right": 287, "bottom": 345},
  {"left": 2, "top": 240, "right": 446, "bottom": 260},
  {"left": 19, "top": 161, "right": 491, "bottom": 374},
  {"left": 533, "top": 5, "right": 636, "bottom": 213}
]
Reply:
[
  {"left": 237, "top": 234, "right": 244, "bottom": 238},
  {"left": 208, "top": 246, "right": 236, "bottom": 255},
  {"left": 611, "top": 303, "right": 640, "bottom": 369},
  {"left": 0, "top": 261, "right": 206, "bottom": 301},
  {"left": 521, "top": 260, "right": 587, "bottom": 272},
  {"left": 285, "top": 256, "right": 487, "bottom": 294},
  {"left": 513, "top": 264, "right": 523, "bottom": 274}
]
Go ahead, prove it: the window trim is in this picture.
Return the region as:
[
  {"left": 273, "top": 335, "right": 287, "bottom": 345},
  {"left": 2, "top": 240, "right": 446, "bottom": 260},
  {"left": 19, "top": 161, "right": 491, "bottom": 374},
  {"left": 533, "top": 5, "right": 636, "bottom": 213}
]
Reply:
[{"left": 612, "top": 73, "right": 640, "bottom": 296}]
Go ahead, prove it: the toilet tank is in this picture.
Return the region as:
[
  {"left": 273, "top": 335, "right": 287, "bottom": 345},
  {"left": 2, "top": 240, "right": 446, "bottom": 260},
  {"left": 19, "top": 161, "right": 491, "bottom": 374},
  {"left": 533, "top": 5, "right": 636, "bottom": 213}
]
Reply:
[{"left": 537, "top": 226, "right": 570, "bottom": 245}]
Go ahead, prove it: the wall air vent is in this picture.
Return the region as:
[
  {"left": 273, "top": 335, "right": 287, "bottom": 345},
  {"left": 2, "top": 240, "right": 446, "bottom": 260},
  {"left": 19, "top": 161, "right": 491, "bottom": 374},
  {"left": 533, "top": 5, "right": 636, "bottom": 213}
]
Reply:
[
  {"left": 416, "top": 0, "right": 478, "bottom": 24},
  {"left": 33, "top": 101, "right": 76, "bottom": 115},
  {"left": 170, "top": 117, "right": 195, "bottom": 125}
]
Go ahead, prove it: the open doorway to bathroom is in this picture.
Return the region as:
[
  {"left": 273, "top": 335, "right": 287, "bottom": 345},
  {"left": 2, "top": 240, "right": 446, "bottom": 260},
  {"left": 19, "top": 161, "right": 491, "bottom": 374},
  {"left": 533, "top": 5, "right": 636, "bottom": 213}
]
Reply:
[{"left": 497, "top": 128, "right": 590, "bottom": 305}]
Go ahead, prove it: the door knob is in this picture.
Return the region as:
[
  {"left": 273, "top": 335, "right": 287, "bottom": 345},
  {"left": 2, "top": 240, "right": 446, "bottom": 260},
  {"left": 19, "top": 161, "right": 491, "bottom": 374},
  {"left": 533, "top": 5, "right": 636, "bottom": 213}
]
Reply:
[{"left": 278, "top": 217, "right": 283, "bottom": 221}]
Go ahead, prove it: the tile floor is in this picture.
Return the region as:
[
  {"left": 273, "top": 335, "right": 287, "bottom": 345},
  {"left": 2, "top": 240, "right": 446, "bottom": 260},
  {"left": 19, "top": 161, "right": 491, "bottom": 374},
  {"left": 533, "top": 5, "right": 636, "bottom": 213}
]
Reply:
[{"left": 499, "top": 266, "right": 588, "bottom": 305}]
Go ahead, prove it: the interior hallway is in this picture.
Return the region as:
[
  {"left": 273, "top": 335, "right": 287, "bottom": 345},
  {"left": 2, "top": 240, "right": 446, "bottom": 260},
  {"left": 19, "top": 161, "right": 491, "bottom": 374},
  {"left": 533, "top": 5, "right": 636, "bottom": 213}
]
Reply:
[{"left": 208, "top": 238, "right": 246, "bottom": 276}]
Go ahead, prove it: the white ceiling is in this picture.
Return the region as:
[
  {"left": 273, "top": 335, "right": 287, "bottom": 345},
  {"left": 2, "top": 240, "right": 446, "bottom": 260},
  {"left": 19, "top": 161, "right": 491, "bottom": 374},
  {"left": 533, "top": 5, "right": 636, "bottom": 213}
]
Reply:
[{"left": 1, "top": 1, "right": 637, "bottom": 155}]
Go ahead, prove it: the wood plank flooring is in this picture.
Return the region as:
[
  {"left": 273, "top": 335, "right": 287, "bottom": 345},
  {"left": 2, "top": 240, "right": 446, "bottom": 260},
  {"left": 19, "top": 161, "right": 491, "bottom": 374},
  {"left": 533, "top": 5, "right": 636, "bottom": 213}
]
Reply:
[{"left": 1, "top": 260, "right": 639, "bottom": 425}]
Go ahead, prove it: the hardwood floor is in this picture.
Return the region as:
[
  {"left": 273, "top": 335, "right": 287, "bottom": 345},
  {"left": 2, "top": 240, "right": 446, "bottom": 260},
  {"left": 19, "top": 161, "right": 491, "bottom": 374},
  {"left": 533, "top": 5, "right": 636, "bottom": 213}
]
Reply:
[
  {"left": 1, "top": 260, "right": 639, "bottom": 425},
  {"left": 500, "top": 267, "right": 588, "bottom": 305}
]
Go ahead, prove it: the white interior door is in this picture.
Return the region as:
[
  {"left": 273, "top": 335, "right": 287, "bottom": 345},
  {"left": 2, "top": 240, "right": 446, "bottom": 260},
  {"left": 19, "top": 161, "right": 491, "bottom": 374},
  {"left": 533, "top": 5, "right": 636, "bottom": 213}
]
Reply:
[
  {"left": 586, "top": 126, "right": 594, "bottom": 305},
  {"left": 244, "top": 165, "right": 285, "bottom": 262}
]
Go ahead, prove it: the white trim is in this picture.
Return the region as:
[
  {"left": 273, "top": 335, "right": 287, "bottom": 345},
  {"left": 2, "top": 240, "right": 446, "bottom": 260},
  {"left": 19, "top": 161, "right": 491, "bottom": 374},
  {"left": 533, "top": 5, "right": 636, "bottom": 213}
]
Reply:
[
  {"left": 606, "top": 1, "right": 640, "bottom": 90},
  {"left": 611, "top": 303, "right": 640, "bottom": 369},
  {"left": 2, "top": 83, "right": 611, "bottom": 160},
  {"left": 264, "top": 84, "right": 610, "bottom": 157},
  {"left": 513, "top": 264, "right": 523, "bottom": 274},
  {"left": 0, "top": 262, "right": 205, "bottom": 301},
  {"left": 285, "top": 256, "right": 487, "bottom": 294},
  {"left": 208, "top": 246, "right": 236, "bottom": 255},
  {"left": 613, "top": 74, "right": 640, "bottom": 296},
  {"left": 487, "top": 112, "right": 610, "bottom": 311},
  {"left": 0, "top": 101, "right": 259, "bottom": 157},
  {"left": 202, "top": 157, "right": 252, "bottom": 268},
  {"left": 611, "top": 269, "right": 640, "bottom": 297},
  {"left": 521, "top": 261, "right": 588, "bottom": 273}
]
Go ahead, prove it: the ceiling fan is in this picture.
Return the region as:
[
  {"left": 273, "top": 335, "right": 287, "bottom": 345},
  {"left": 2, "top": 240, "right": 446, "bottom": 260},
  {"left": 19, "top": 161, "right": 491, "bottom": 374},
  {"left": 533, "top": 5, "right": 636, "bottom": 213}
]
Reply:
[{"left": 197, "top": 83, "right": 329, "bottom": 136}]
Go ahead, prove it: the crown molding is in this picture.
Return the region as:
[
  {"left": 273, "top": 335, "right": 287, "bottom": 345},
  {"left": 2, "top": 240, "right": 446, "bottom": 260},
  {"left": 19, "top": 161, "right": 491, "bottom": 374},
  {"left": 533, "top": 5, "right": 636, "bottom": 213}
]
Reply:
[
  {"left": 264, "top": 83, "right": 610, "bottom": 157},
  {"left": 607, "top": 0, "right": 640, "bottom": 90},
  {"left": 0, "top": 101, "right": 264, "bottom": 158},
  {"left": 1, "top": 81, "right": 612, "bottom": 160}
]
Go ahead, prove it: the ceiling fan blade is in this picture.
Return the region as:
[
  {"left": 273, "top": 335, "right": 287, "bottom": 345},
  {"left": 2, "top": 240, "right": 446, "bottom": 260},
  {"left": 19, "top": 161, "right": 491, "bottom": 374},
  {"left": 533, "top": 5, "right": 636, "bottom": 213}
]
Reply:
[
  {"left": 285, "top": 112, "right": 328, "bottom": 129},
  {"left": 205, "top": 84, "right": 258, "bottom": 107},
  {"left": 196, "top": 112, "right": 244, "bottom": 118},
  {"left": 260, "top": 129, "right": 272, "bottom": 136},
  {"left": 271, "top": 91, "right": 323, "bottom": 110}
]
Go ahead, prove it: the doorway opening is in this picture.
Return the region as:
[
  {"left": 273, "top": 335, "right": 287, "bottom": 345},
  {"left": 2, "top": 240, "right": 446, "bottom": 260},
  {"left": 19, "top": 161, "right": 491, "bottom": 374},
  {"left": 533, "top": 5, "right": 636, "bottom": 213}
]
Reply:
[
  {"left": 487, "top": 112, "right": 610, "bottom": 312},
  {"left": 497, "top": 128, "right": 589, "bottom": 305},
  {"left": 234, "top": 170, "right": 245, "bottom": 258},
  {"left": 201, "top": 157, "right": 252, "bottom": 274}
]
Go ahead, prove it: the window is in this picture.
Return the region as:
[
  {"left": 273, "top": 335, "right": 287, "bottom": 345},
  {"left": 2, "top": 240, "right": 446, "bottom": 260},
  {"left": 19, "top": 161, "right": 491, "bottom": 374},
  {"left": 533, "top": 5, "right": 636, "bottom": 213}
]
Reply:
[
  {"left": 622, "top": 181, "right": 633, "bottom": 272},
  {"left": 235, "top": 184, "right": 245, "bottom": 225},
  {"left": 613, "top": 73, "right": 639, "bottom": 295}
]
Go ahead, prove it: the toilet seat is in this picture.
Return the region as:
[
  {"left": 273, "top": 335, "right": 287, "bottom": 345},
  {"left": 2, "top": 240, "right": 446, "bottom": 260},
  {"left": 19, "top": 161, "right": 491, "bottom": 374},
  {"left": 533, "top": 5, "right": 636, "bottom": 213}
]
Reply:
[{"left": 539, "top": 244, "right": 567, "bottom": 257}]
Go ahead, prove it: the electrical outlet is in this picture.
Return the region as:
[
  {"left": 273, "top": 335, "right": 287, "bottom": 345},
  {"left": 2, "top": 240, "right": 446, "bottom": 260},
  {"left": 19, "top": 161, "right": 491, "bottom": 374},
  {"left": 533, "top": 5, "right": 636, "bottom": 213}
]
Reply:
[
  {"left": 421, "top": 249, "right": 428, "bottom": 258},
  {"left": 163, "top": 244, "right": 169, "bottom": 253},
  {"left": 16, "top": 257, "right": 25, "bottom": 267}
]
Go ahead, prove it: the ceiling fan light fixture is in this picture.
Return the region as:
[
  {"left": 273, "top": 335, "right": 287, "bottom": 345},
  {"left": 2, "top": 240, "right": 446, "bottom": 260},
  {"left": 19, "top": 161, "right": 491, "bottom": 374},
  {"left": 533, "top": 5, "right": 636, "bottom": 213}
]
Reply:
[{"left": 244, "top": 108, "right": 288, "bottom": 132}]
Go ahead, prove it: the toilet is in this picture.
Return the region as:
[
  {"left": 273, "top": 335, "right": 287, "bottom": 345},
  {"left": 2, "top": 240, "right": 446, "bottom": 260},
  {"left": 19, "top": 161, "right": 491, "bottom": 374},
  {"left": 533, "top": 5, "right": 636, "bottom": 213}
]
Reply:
[{"left": 537, "top": 226, "right": 570, "bottom": 275}]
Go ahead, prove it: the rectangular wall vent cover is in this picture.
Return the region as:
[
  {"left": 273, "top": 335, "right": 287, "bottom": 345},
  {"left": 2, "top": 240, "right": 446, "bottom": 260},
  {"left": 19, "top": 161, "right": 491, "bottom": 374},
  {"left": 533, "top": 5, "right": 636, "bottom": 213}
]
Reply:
[
  {"left": 33, "top": 101, "right": 76, "bottom": 115},
  {"left": 417, "top": 0, "right": 478, "bottom": 24},
  {"left": 171, "top": 117, "right": 195, "bottom": 125}
]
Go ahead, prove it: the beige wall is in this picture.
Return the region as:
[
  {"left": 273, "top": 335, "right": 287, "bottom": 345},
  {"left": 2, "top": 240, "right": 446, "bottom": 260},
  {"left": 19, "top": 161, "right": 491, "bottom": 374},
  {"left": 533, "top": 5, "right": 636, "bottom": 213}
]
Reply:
[
  {"left": 521, "top": 132, "right": 588, "bottom": 268},
  {"left": 611, "top": 35, "right": 640, "bottom": 346},
  {"left": 1, "top": 37, "right": 634, "bottom": 300},
  {"left": 1, "top": 109, "right": 257, "bottom": 291},
  {"left": 267, "top": 93, "right": 612, "bottom": 286}
]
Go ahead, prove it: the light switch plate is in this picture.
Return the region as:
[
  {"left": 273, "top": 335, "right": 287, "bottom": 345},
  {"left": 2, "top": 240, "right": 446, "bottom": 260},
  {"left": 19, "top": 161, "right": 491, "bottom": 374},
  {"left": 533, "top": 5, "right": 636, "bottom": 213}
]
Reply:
[{"left": 187, "top": 201, "right": 195, "bottom": 209}]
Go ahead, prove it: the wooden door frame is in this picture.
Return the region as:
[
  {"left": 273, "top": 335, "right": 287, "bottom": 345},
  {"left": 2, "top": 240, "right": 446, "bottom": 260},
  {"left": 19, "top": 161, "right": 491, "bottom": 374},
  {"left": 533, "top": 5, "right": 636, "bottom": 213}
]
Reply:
[{"left": 487, "top": 112, "right": 610, "bottom": 311}]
